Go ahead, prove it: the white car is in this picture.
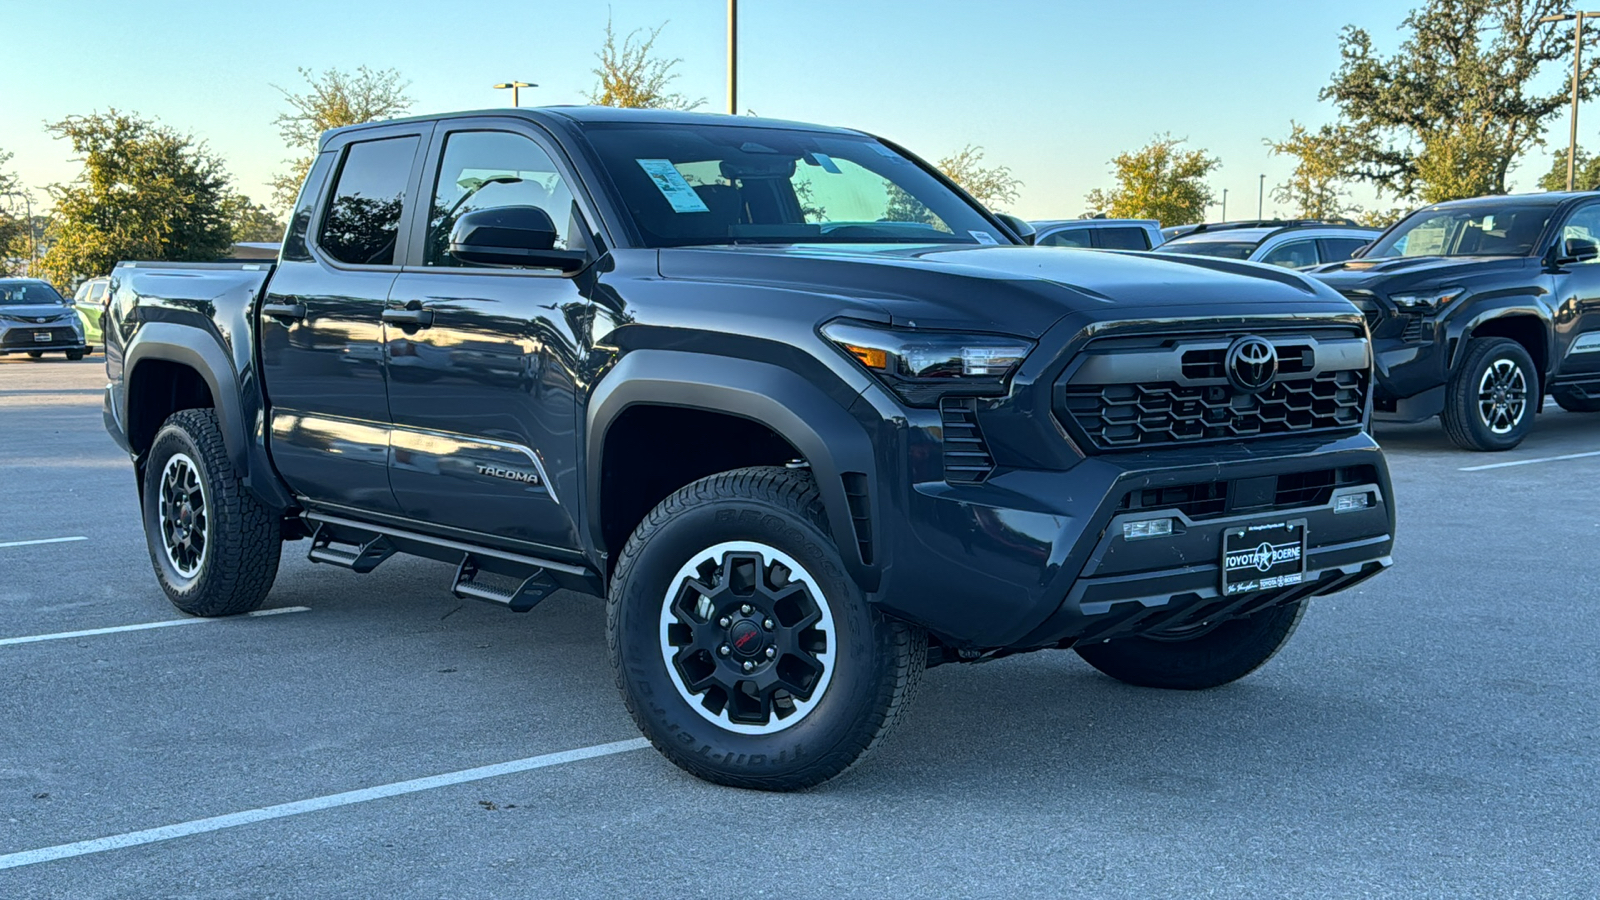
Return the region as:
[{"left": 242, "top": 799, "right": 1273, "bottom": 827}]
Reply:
[{"left": 1157, "top": 221, "right": 1380, "bottom": 269}]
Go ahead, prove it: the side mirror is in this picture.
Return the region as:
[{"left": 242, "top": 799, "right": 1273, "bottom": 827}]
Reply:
[
  {"left": 995, "top": 213, "right": 1036, "bottom": 245},
  {"left": 1352, "top": 242, "right": 1373, "bottom": 259},
  {"left": 449, "top": 206, "right": 586, "bottom": 271},
  {"left": 1560, "top": 236, "right": 1600, "bottom": 265}
]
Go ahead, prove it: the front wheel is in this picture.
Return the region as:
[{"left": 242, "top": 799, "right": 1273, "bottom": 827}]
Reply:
[
  {"left": 1441, "top": 337, "right": 1536, "bottom": 451},
  {"left": 26, "top": 351, "right": 42, "bottom": 359},
  {"left": 1075, "top": 600, "right": 1306, "bottom": 690},
  {"left": 141, "top": 408, "right": 281, "bottom": 616},
  {"left": 65, "top": 349, "right": 85, "bottom": 361},
  {"left": 608, "top": 467, "right": 925, "bottom": 790}
]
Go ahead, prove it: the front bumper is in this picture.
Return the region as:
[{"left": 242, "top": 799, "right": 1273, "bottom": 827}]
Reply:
[
  {"left": 872, "top": 431, "right": 1394, "bottom": 649},
  {"left": 0, "top": 322, "right": 87, "bottom": 355}
]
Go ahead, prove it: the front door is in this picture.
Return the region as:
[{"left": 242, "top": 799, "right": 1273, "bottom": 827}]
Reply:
[
  {"left": 383, "top": 122, "right": 592, "bottom": 552},
  {"left": 1550, "top": 202, "right": 1600, "bottom": 381},
  {"left": 259, "top": 127, "right": 429, "bottom": 513}
]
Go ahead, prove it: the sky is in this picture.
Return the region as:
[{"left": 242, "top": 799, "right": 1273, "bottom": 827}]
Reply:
[{"left": 0, "top": 0, "right": 1587, "bottom": 221}]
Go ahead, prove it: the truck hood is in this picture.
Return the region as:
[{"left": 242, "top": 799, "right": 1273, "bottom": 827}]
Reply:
[
  {"left": 0, "top": 303, "right": 77, "bottom": 321},
  {"left": 656, "top": 243, "right": 1349, "bottom": 337},
  {"left": 1306, "top": 255, "right": 1538, "bottom": 294}
]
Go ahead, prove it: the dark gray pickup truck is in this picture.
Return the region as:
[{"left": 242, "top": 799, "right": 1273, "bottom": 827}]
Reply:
[{"left": 103, "top": 107, "right": 1394, "bottom": 789}]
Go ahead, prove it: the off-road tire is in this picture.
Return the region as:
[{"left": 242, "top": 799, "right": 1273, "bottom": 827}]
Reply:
[
  {"left": 1552, "top": 385, "right": 1600, "bottom": 413},
  {"left": 1075, "top": 599, "right": 1306, "bottom": 690},
  {"left": 141, "top": 408, "right": 280, "bottom": 616},
  {"left": 608, "top": 466, "right": 925, "bottom": 791},
  {"left": 1441, "top": 337, "right": 1537, "bottom": 451}
]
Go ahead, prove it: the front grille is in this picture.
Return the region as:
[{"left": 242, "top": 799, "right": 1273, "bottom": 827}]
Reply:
[
  {"left": 1063, "top": 370, "right": 1367, "bottom": 450},
  {"left": 1115, "top": 465, "right": 1378, "bottom": 521},
  {"left": 2, "top": 326, "right": 76, "bottom": 346},
  {"left": 940, "top": 398, "right": 994, "bottom": 483}
]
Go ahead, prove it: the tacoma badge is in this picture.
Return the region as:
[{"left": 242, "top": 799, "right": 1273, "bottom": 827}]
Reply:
[{"left": 475, "top": 464, "right": 542, "bottom": 486}]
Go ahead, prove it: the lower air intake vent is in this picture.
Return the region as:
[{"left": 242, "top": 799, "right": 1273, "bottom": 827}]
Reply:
[{"left": 940, "top": 398, "right": 995, "bottom": 483}]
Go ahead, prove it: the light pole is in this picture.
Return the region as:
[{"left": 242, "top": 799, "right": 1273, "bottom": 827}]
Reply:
[
  {"left": 1540, "top": 11, "right": 1600, "bottom": 191},
  {"left": 493, "top": 81, "right": 535, "bottom": 107},
  {"left": 1221, "top": 187, "right": 1228, "bottom": 221},
  {"left": 2, "top": 189, "right": 35, "bottom": 269},
  {"left": 1258, "top": 174, "right": 1265, "bottom": 219},
  {"left": 727, "top": 0, "right": 739, "bottom": 115}
]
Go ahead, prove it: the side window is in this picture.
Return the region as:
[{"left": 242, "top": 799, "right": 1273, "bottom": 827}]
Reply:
[
  {"left": 318, "top": 137, "right": 418, "bottom": 266},
  {"left": 89, "top": 281, "right": 108, "bottom": 303},
  {"left": 1098, "top": 227, "right": 1151, "bottom": 251},
  {"left": 426, "top": 130, "right": 581, "bottom": 267},
  {"left": 1319, "top": 238, "right": 1369, "bottom": 263},
  {"left": 1040, "top": 230, "right": 1092, "bottom": 248},
  {"left": 1560, "top": 204, "right": 1600, "bottom": 262},
  {"left": 1259, "top": 240, "right": 1318, "bottom": 269}
]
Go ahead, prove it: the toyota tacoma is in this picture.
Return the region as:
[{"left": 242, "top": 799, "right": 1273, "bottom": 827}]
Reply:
[{"left": 102, "top": 107, "right": 1394, "bottom": 789}]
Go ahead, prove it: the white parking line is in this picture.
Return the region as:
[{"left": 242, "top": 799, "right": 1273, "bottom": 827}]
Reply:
[
  {"left": 0, "top": 535, "right": 88, "bottom": 549},
  {"left": 1459, "top": 449, "right": 1600, "bottom": 472},
  {"left": 0, "top": 607, "right": 310, "bottom": 647},
  {"left": 0, "top": 738, "right": 651, "bottom": 871}
]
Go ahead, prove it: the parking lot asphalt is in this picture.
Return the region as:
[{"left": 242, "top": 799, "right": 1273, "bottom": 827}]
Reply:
[{"left": 1, "top": 354, "right": 1597, "bottom": 899}]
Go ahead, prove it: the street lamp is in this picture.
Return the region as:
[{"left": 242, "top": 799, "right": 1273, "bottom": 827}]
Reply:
[
  {"left": 1539, "top": 12, "right": 1600, "bottom": 191},
  {"left": 493, "top": 81, "right": 536, "bottom": 107},
  {"left": 1258, "top": 174, "right": 1265, "bottom": 219},
  {"left": 1221, "top": 187, "right": 1228, "bottom": 221}
]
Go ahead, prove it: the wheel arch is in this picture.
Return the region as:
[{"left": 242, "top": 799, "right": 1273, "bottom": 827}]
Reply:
[
  {"left": 585, "top": 350, "right": 880, "bottom": 591},
  {"left": 1458, "top": 310, "right": 1550, "bottom": 394},
  {"left": 124, "top": 323, "right": 241, "bottom": 471}
]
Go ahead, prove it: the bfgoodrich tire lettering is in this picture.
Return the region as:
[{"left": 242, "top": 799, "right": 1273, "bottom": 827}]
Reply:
[
  {"left": 1075, "top": 599, "right": 1306, "bottom": 690},
  {"left": 608, "top": 467, "right": 925, "bottom": 790},
  {"left": 141, "top": 408, "right": 281, "bottom": 616}
]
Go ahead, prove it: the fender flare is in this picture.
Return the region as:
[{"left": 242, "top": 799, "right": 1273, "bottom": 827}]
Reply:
[
  {"left": 124, "top": 322, "right": 248, "bottom": 476},
  {"left": 1447, "top": 301, "right": 1552, "bottom": 377},
  {"left": 585, "top": 350, "right": 881, "bottom": 590}
]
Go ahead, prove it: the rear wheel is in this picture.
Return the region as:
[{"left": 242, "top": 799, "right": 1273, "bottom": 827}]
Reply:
[
  {"left": 1441, "top": 337, "right": 1536, "bottom": 451},
  {"left": 1075, "top": 600, "right": 1306, "bottom": 690},
  {"left": 141, "top": 408, "right": 281, "bottom": 616},
  {"left": 608, "top": 467, "right": 925, "bottom": 790},
  {"left": 1553, "top": 385, "right": 1600, "bottom": 413}
]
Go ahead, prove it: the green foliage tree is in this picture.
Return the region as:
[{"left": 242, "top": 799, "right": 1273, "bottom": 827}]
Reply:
[
  {"left": 1539, "top": 147, "right": 1600, "bottom": 191},
  {"left": 588, "top": 17, "right": 703, "bottom": 110},
  {"left": 1322, "top": 0, "right": 1599, "bottom": 202},
  {"left": 936, "top": 145, "right": 1022, "bottom": 211},
  {"left": 0, "top": 149, "right": 29, "bottom": 275},
  {"left": 271, "top": 66, "right": 413, "bottom": 207},
  {"left": 1266, "top": 122, "right": 1355, "bottom": 219},
  {"left": 38, "top": 111, "right": 235, "bottom": 287},
  {"left": 225, "top": 196, "right": 286, "bottom": 244},
  {"left": 1084, "top": 134, "right": 1219, "bottom": 225}
]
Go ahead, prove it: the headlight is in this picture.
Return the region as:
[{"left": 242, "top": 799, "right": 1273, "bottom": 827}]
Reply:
[
  {"left": 822, "top": 320, "right": 1034, "bottom": 406},
  {"left": 1390, "top": 287, "right": 1464, "bottom": 313}
]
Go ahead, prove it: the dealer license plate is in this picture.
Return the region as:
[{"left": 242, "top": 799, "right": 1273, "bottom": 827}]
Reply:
[
  {"left": 34, "top": 332, "right": 51, "bottom": 342},
  {"left": 1221, "top": 520, "right": 1306, "bottom": 596}
]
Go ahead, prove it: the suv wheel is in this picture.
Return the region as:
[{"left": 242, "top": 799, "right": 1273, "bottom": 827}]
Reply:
[
  {"left": 1075, "top": 599, "right": 1306, "bottom": 690},
  {"left": 66, "top": 349, "right": 85, "bottom": 361},
  {"left": 1441, "top": 337, "right": 1536, "bottom": 451},
  {"left": 1552, "top": 385, "right": 1600, "bottom": 413},
  {"left": 141, "top": 408, "right": 281, "bottom": 616},
  {"left": 608, "top": 467, "right": 925, "bottom": 790}
]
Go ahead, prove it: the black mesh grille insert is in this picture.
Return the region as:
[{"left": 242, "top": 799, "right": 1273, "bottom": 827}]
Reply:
[
  {"left": 1114, "top": 465, "right": 1379, "bottom": 521},
  {"left": 940, "top": 398, "right": 994, "bottom": 483}
]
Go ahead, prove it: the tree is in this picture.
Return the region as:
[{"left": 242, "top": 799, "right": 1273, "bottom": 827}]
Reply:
[
  {"left": 1539, "top": 147, "right": 1600, "bottom": 191},
  {"left": 38, "top": 111, "right": 236, "bottom": 287},
  {"left": 1322, "top": 0, "right": 1600, "bottom": 202},
  {"left": 0, "top": 149, "right": 28, "bottom": 275},
  {"left": 225, "top": 196, "right": 286, "bottom": 244},
  {"left": 1267, "top": 122, "right": 1355, "bottom": 219},
  {"left": 1085, "top": 134, "right": 1219, "bottom": 225},
  {"left": 588, "top": 17, "right": 703, "bottom": 110},
  {"left": 271, "top": 66, "right": 413, "bottom": 207},
  {"left": 936, "top": 145, "right": 1022, "bottom": 211}
]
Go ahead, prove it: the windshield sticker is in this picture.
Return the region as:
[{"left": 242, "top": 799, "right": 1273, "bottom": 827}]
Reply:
[
  {"left": 811, "top": 152, "right": 842, "bottom": 174},
  {"left": 636, "top": 159, "right": 710, "bottom": 213},
  {"left": 969, "top": 230, "right": 999, "bottom": 245},
  {"left": 868, "top": 143, "right": 901, "bottom": 159}
]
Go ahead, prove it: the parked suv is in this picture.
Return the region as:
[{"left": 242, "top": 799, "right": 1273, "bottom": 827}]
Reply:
[
  {"left": 103, "top": 107, "right": 1394, "bottom": 789},
  {"left": 1160, "top": 221, "right": 1380, "bottom": 269},
  {"left": 1031, "top": 219, "right": 1164, "bottom": 250},
  {"left": 1308, "top": 192, "right": 1600, "bottom": 450},
  {"left": 0, "top": 278, "right": 88, "bottom": 360}
]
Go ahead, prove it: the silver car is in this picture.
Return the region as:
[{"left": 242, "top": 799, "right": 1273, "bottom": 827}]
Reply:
[
  {"left": 1156, "top": 221, "right": 1380, "bottom": 269},
  {"left": 1031, "top": 218, "right": 1164, "bottom": 251},
  {"left": 0, "top": 278, "right": 88, "bottom": 360}
]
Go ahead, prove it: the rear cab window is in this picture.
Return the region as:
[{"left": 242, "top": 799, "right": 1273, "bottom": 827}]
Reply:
[{"left": 318, "top": 137, "right": 420, "bottom": 266}]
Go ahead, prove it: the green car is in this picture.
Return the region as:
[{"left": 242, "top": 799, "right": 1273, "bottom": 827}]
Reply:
[{"left": 71, "top": 276, "right": 110, "bottom": 348}]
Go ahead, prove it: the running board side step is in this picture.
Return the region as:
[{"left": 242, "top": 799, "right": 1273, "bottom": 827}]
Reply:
[
  {"left": 306, "top": 523, "right": 395, "bottom": 573},
  {"left": 451, "top": 554, "right": 559, "bottom": 612}
]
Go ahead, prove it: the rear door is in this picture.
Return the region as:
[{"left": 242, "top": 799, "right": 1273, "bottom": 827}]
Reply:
[
  {"left": 1318, "top": 237, "right": 1370, "bottom": 264},
  {"left": 381, "top": 118, "right": 594, "bottom": 552},
  {"left": 258, "top": 123, "right": 431, "bottom": 513}
]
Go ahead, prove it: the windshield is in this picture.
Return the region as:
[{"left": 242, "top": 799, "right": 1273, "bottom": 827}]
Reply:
[
  {"left": 581, "top": 123, "right": 1008, "bottom": 248},
  {"left": 0, "top": 280, "right": 65, "bottom": 305},
  {"left": 1368, "top": 205, "right": 1554, "bottom": 258},
  {"left": 1158, "top": 240, "right": 1258, "bottom": 260}
]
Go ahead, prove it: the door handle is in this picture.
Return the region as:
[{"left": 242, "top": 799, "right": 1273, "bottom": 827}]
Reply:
[
  {"left": 382, "top": 307, "right": 435, "bottom": 328},
  {"left": 261, "top": 302, "right": 306, "bottom": 321}
]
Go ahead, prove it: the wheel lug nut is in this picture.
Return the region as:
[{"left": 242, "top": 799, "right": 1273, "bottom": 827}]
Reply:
[
  {"left": 718, "top": 616, "right": 730, "bottom": 628},
  {"left": 765, "top": 647, "right": 775, "bottom": 659},
  {"left": 763, "top": 618, "right": 773, "bottom": 629},
  {"left": 740, "top": 604, "right": 752, "bottom": 615},
  {"left": 719, "top": 645, "right": 730, "bottom": 656},
  {"left": 742, "top": 661, "right": 754, "bottom": 672}
]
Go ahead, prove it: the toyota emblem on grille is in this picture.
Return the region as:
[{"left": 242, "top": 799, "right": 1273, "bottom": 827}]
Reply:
[{"left": 1226, "top": 335, "right": 1278, "bottom": 392}]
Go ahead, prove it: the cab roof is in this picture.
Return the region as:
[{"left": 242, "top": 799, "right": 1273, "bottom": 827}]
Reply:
[{"left": 322, "top": 105, "right": 865, "bottom": 148}]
